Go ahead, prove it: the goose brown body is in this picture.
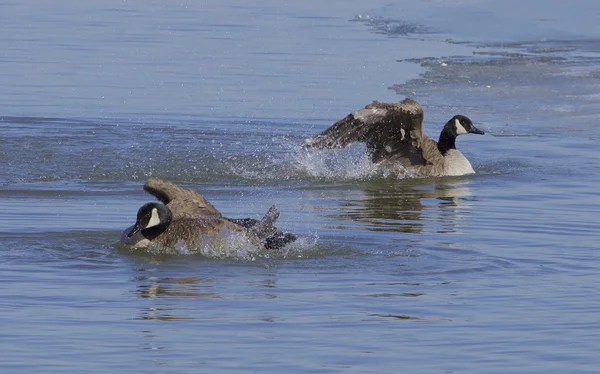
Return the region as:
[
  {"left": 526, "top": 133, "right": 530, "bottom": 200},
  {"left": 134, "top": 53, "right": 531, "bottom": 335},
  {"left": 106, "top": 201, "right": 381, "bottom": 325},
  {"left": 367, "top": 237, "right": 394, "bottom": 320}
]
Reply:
[
  {"left": 121, "top": 179, "right": 295, "bottom": 250},
  {"left": 304, "top": 98, "right": 484, "bottom": 177}
]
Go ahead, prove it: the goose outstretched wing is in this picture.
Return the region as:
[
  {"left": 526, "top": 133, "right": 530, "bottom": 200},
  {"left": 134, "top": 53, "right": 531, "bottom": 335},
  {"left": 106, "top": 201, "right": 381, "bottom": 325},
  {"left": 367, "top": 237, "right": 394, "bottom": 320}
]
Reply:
[{"left": 304, "top": 98, "right": 430, "bottom": 163}]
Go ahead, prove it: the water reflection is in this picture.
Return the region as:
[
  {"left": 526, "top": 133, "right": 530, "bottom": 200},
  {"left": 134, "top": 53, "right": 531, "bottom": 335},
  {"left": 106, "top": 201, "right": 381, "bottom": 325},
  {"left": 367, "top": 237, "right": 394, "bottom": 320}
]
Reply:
[
  {"left": 363, "top": 292, "right": 425, "bottom": 298},
  {"left": 130, "top": 266, "right": 282, "bottom": 323},
  {"left": 135, "top": 307, "right": 197, "bottom": 322},
  {"left": 324, "top": 178, "right": 475, "bottom": 233},
  {"left": 367, "top": 314, "right": 454, "bottom": 322},
  {"left": 134, "top": 276, "right": 220, "bottom": 299},
  {"left": 131, "top": 274, "right": 220, "bottom": 321},
  {"left": 368, "top": 314, "right": 424, "bottom": 321}
]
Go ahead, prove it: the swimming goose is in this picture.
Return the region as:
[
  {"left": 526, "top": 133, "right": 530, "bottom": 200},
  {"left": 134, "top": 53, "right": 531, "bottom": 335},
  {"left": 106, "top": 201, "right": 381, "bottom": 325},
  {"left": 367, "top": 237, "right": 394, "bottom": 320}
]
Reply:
[
  {"left": 121, "top": 178, "right": 296, "bottom": 250},
  {"left": 303, "top": 98, "right": 484, "bottom": 177}
]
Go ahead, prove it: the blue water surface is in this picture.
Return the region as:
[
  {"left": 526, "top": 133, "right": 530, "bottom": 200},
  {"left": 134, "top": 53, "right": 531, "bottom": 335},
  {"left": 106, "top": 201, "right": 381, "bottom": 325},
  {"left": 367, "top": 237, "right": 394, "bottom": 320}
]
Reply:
[{"left": 1, "top": 0, "right": 600, "bottom": 373}]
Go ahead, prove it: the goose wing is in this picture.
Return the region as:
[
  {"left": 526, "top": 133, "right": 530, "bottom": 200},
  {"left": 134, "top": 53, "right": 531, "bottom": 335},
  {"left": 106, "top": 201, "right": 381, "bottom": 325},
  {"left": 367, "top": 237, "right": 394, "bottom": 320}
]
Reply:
[
  {"left": 143, "top": 178, "right": 222, "bottom": 219},
  {"left": 247, "top": 205, "right": 280, "bottom": 239},
  {"left": 303, "top": 99, "right": 422, "bottom": 148},
  {"left": 225, "top": 205, "right": 296, "bottom": 250},
  {"left": 304, "top": 98, "right": 437, "bottom": 164},
  {"left": 246, "top": 205, "right": 296, "bottom": 249}
]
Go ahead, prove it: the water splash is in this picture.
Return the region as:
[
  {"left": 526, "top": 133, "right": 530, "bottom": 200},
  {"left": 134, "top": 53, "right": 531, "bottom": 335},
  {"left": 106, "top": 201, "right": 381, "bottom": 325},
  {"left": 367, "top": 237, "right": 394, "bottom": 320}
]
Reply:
[
  {"left": 1, "top": 119, "right": 415, "bottom": 186},
  {"left": 225, "top": 138, "right": 411, "bottom": 182},
  {"left": 124, "top": 230, "right": 321, "bottom": 261},
  {"left": 287, "top": 144, "right": 381, "bottom": 180}
]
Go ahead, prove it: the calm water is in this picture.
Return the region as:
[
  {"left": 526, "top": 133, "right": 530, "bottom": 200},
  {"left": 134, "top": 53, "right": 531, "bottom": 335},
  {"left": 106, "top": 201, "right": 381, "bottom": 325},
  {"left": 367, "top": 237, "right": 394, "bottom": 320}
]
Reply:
[{"left": 2, "top": 0, "right": 600, "bottom": 373}]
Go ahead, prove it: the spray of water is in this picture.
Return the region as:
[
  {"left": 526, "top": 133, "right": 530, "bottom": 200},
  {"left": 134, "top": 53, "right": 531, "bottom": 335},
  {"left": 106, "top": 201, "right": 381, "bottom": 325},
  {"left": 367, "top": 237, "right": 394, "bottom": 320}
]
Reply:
[
  {"left": 127, "top": 229, "right": 321, "bottom": 261},
  {"left": 225, "top": 137, "right": 412, "bottom": 182}
]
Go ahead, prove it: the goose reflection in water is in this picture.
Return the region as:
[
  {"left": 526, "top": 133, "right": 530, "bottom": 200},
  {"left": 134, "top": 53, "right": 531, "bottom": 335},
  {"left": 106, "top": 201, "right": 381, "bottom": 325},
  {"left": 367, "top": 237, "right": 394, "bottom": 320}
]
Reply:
[
  {"left": 131, "top": 269, "right": 280, "bottom": 322},
  {"left": 315, "top": 177, "right": 475, "bottom": 234},
  {"left": 132, "top": 275, "right": 220, "bottom": 321},
  {"left": 135, "top": 276, "right": 221, "bottom": 299}
]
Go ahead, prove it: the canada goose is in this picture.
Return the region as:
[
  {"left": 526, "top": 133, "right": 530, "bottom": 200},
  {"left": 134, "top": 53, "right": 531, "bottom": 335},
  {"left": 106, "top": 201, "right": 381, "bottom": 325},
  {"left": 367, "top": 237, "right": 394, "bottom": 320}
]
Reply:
[
  {"left": 121, "top": 178, "right": 296, "bottom": 250},
  {"left": 303, "top": 98, "right": 484, "bottom": 177}
]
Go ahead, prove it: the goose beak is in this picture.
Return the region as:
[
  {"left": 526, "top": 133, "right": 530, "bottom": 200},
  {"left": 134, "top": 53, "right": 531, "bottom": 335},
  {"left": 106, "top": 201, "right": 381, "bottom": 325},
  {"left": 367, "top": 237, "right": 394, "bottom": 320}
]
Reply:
[
  {"left": 470, "top": 126, "right": 485, "bottom": 135},
  {"left": 127, "top": 223, "right": 142, "bottom": 238}
]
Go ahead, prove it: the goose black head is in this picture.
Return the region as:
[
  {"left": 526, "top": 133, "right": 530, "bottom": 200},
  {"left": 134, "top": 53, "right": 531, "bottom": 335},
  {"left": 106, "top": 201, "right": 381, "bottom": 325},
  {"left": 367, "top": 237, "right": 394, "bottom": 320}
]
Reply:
[
  {"left": 437, "top": 115, "right": 484, "bottom": 155},
  {"left": 127, "top": 202, "right": 172, "bottom": 239},
  {"left": 447, "top": 115, "right": 484, "bottom": 136}
]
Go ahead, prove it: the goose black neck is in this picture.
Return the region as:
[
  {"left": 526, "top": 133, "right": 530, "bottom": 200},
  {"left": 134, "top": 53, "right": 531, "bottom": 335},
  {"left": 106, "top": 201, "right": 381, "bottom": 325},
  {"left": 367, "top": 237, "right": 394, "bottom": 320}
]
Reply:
[
  {"left": 437, "top": 126, "right": 457, "bottom": 155},
  {"left": 141, "top": 224, "right": 168, "bottom": 240}
]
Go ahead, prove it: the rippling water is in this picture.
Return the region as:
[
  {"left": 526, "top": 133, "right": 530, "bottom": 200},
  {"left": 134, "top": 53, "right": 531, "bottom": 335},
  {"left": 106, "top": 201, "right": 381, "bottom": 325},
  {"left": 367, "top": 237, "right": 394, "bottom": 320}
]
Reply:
[{"left": 2, "top": 0, "right": 600, "bottom": 373}]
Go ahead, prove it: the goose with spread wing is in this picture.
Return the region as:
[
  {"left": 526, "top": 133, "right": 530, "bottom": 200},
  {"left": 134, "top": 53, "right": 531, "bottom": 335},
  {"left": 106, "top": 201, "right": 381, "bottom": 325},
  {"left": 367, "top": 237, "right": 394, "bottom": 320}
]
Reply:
[
  {"left": 121, "top": 178, "right": 296, "bottom": 250},
  {"left": 303, "top": 98, "right": 484, "bottom": 177}
]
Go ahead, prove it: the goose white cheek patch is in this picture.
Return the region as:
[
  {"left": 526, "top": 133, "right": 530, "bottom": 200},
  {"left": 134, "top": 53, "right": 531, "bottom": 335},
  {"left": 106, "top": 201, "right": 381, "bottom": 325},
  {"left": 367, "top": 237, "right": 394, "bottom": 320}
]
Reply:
[
  {"left": 145, "top": 208, "right": 161, "bottom": 229},
  {"left": 454, "top": 118, "right": 468, "bottom": 135}
]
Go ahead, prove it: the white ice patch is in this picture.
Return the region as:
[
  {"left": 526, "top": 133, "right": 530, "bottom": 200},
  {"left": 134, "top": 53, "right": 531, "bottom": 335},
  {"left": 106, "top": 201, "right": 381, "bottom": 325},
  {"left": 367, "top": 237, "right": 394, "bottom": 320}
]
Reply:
[{"left": 454, "top": 118, "right": 468, "bottom": 135}]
